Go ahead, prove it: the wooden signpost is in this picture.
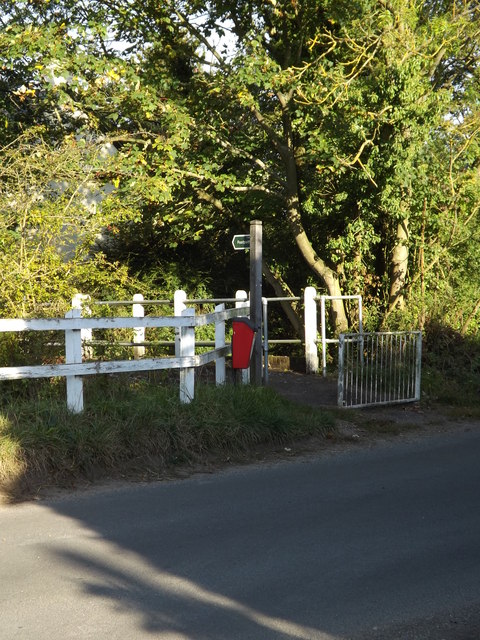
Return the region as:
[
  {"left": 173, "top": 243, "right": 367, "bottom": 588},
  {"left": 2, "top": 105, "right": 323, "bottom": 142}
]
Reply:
[
  {"left": 232, "top": 220, "right": 263, "bottom": 385},
  {"left": 249, "top": 220, "right": 263, "bottom": 385}
]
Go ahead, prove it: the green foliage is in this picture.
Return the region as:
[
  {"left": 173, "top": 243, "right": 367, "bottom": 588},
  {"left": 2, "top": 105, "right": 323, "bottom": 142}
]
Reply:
[
  {"left": 1, "top": 0, "right": 480, "bottom": 336},
  {"left": 0, "top": 130, "right": 138, "bottom": 316},
  {"left": 421, "top": 320, "right": 480, "bottom": 412}
]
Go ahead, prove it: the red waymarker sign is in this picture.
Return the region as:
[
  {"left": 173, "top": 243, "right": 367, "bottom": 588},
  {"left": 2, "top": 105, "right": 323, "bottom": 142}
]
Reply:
[{"left": 231, "top": 318, "right": 256, "bottom": 369}]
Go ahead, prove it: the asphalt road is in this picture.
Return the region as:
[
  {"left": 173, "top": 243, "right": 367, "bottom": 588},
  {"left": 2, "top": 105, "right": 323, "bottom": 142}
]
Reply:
[{"left": 1, "top": 426, "right": 480, "bottom": 640}]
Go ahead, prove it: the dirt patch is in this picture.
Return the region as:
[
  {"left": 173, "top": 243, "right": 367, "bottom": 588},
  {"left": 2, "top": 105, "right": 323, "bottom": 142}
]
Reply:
[
  {"left": 268, "top": 371, "right": 339, "bottom": 407},
  {"left": 267, "top": 370, "right": 479, "bottom": 443}
]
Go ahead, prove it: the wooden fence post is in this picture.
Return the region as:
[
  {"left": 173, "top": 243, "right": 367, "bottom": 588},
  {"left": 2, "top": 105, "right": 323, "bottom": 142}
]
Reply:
[
  {"left": 235, "top": 290, "right": 249, "bottom": 384},
  {"left": 304, "top": 286, "right": 319, "bottom": 374},
  {"left": 215, "top": 303, "right": 226, "bottom": 386},
  {"left": 320, "top": 295, "right": 327, "bottom": 377},
  {"left": 72, "top": 293, "right": 92, "bottom": 360},
  {"left": 65, "top": 307, "right": 84, "bottom": 413},
  {"left": 174, "top": 289, "right": 187, "bottom": 358},
  {"left": 133, "top": 294, "right": 145, "bottom": 359},
  {"left": 249, "top": 219, "right": 263, "bottom": 385},
  {"left": 179, "top": 308, "right": 195, "bottom": 403}
]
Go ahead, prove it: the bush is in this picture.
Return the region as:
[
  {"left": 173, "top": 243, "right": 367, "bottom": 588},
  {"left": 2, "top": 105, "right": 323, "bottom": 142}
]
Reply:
[{"left": 421, "top": 319, "right": 480, "bottom": 406}]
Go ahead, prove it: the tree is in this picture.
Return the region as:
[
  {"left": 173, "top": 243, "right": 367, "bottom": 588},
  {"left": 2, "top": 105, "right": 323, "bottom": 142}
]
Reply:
[
  {"left": 1, "top": 0, "right": 479, "bottom": 335},
  {"left": 0, "top": 129, "right": 134, "bottom": 316},
  {"left": 108, "top": 0, "right": 480, "bottom": 331}
]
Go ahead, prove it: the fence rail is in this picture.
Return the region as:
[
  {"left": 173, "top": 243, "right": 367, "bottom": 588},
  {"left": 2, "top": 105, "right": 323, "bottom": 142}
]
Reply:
[
  {"left": 1, "top": 288, "right": 423, "bottom": 412},
  {"left": 68, "top": 288, "right": 363, "bottom": 378},
  {"left": 338, "top": 331, "right": 422, "bottom": 408},
  {"left": 0, "top": 305, "right": 249, "bottom": 412}
]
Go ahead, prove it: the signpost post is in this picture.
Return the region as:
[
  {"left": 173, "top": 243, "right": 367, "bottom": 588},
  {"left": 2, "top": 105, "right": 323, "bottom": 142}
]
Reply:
[
  {"left": 231, "top": 221, "right": 263, "bottom": 385},
  {"left": 249, "top": 220, "right": 263, "bottom": 385}
]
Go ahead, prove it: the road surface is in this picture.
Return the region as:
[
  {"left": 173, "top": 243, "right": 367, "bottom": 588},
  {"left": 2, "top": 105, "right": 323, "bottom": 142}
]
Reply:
[{"left": 1, "top": 426, "right": 480, "bottom": 639}]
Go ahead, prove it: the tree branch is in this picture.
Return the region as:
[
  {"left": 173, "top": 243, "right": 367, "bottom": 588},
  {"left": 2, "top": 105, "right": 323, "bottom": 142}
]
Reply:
[
  {"left": 216, "top": 137, "right": 287, "bottom": 187},
  {"left": 172, "top": 7, "right": 226, "bottom": 69}
]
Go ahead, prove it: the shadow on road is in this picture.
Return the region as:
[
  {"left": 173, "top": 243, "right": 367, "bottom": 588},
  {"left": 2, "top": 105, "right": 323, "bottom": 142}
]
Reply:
[
  {"left": 49, "top": 545, "right": 330, "bottom": 639},
  {"left": 33, "top": 469, "right": 355, "bottom": 640},
  {"left": 3, "top": 407, "right": 480, "bottom": 639}
]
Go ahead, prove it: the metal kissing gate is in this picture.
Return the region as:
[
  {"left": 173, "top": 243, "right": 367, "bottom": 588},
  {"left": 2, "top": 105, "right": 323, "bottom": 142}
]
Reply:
[{"left": 338, "top": 331, "right": 422, "bottom": 408}]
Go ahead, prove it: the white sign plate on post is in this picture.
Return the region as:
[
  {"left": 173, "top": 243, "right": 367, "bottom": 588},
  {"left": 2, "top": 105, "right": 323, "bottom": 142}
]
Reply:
[{"left": 232, "top": 234, "right": 250, "bottom": 250}]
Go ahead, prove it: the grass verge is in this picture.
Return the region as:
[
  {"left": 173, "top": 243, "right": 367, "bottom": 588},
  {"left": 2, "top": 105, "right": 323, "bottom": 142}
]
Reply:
[{"left": 0, "top": 377, "right": 334, "bottom": 502}]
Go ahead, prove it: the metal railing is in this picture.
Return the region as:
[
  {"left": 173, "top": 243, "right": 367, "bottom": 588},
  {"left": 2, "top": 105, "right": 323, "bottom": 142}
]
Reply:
[{"left": 338, "top": 331, "right": 422, "bottom": 408}]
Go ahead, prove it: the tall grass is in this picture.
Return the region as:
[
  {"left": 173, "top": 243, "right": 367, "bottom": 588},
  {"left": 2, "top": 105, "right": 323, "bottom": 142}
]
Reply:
[{"left": 0, "top": 376, "right": 334, "bottom": 501}]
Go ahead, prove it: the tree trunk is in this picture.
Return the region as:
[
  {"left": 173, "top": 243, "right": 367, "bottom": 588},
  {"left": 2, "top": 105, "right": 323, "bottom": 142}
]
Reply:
[
  {"left": 262, "top": 260, "right": 305, "bottom": 340},
  {"left": 255, "top": 95, "right": 349, "bottom": 333},
  {"left": 388, "top": 218, "right": 409, "bottom": 311},
  {"left": 283, "top": 153, "right": 348, "bottom": 333},
  {"left": 286, "top": 201, "right": 348, "bottom": 333},
  {"left": 460, "top": 298, "right": 480, "bottom": 336}
]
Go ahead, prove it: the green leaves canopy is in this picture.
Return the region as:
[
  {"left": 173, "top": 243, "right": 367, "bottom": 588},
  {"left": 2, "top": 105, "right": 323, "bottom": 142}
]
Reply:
[{"left": 1, "top": 0, "right": 479, "bottom": 331}]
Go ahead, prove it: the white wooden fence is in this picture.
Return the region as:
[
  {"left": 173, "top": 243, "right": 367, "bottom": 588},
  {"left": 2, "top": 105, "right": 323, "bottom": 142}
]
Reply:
[
  {"left": 0, "top": 286, "right": 422, "bottom": 412},
  {"left": 71, "top": 287, "right": 360, "bottom": 380},
  {"left": 0, "top": 303, "right": 249, "bottom": 413}
]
